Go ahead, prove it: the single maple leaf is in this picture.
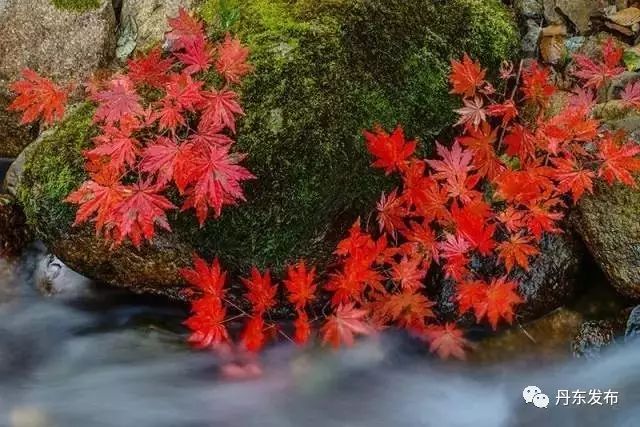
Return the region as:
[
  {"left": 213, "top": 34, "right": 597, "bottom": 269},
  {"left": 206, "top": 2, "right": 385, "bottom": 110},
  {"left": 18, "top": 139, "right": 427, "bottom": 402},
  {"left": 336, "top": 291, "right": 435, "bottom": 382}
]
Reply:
[
  {"left": 391, "top": 256, "right": 427, "bottom": 291},
  {"left": 621, "top": 81, "right": 640, "bottom": 108},
  {"left": 438, "top": 233, "right": 471, "bottom": 281},
  {"left": 380, "top": 290, "right": 435, "bottom": 328},
  {"left": 597, "top": 133, "right": 640, "bottom": 186},
  {"left": 92, "top": 75, "right": 144, "bottom": 124},
  {"left": 550, "top": 156, "right": 595, "bottom": 200},
  {"left": 457, "top": 280, "right": 487, "bottom": 316},
  {"left": 127, "top": 47, "right": 174, "bottom": 88},
  {"left": 496, "top": 233, "right": 539, "bottom": 273},
  {"left": 364, "top": 126, "right": 416, "bottom": 175},
  {"left": 200, "top": 89, "right": 245, "bottom": 133},
  {"left": 86, "top": 123, "right": 140, "bottom": 174},
  {"left": 155, "top": 98, "right": 186, "bottom": 133},
  {"left": 454, "top": 96, "right": 486, "bottom": 129},
  {"left": 65, "top": 171, "right": 127, "bottom": 234},
  {"left": 176, "top": 35, "right": 214, "bottom": 75},
  {"left": 293, "top": 311, "right": 312, "bottom": 345},
  {"left": 449, "top": 54, "right": 486, "bottom": 97},
  {"left": 140, "top": 136, "right": 194, "bottom": 187},
  {"left": 451, "top": 203, "right": 496, "bottom": 256},
  {"left": 496, "top": 207, "right": 527, "bottom": 234},
  {"left": 457, "top": 121, "right": 503, "bottom": 179},
  {"left": 215, "top": 33, "right": 252, "bottom": 83},
  {"left": 376, "top": 189, "right": 406, "bottom": 234},
  {"left": 521, "top": 62, "right": 555, "bottom": 105},
  {"left": 284, "top": 261, "right": 317, "bottom": 310},
  {"left": 109, "top": 180, "right": 176, "bottom": 248},
  {"left": 188, "top": 119, "right": 234, "bottom": 147},
  {"left": 180, "top": 255, "right": 227, "bottom": 299},
  {"left": 504, "top": 123, "right": 537, "bottom": 161},
  {"left": 181, "top": 144, "right": 255, "bottom": 223},
  {"left": 241, "top": 316, "right": 266, "bottom": 352},
  {"left": 401, "top": 220, "right": 439, "bottom": 264},
  {"left": 321, "top": 303, "right": 373, "bottom": 348},
  {"left": 426, "top": 141, "right": 474, "bottom": 183},
  {"left": 423, "top": 323, "right": 469, "bottom": 360},
  {"left": 164, "top": 72, "right": 205, "bottom": 111},
  {"left": 242, "top": 267, "right": 277, "bottom": 314},
  {"left": 524, "top": 197, "right": 565, "bottom": 239},
  {"left": 8, "top": 68, "right": 68, "bottom": 125},
  {"left": 326, "top": 260, "right": 384, "bottom": 306},
  {"left": 166, "top": 7, "right": 205, "bottom": 51},
  {"left": 184, "top": 296, "right": 229, "bottom": 348},
  {"left": 476, "top": 277, "right": 523, "bottom": 330},
  {"left": 573, "top": 38, "right": 624, "bottom": 89}
]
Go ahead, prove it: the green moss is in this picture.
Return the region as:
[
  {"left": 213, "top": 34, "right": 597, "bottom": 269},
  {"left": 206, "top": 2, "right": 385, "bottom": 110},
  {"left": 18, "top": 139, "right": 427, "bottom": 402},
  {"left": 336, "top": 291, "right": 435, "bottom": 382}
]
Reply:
[
  {"left": 20, "top": 0, "right": 518, "bottom": 277},
  {"left": 49, "top": 0, "right": 101, "bottom": 11},
  {"left": 18, "top": 104, "right": 94, "bottom": 241}
]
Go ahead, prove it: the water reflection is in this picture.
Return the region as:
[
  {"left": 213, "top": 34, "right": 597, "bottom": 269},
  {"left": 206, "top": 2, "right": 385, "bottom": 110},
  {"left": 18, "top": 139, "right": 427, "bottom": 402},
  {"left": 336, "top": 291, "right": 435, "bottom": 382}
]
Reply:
[{"left": 0, "top": 248, "right": 637, "bottom": 427}]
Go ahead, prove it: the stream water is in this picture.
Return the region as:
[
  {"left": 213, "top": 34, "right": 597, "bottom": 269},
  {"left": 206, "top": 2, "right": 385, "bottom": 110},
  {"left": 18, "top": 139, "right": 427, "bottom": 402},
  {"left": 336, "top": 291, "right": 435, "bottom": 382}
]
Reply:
[{"left": 0, "top": 247, "right": 637, "bottom": 427}]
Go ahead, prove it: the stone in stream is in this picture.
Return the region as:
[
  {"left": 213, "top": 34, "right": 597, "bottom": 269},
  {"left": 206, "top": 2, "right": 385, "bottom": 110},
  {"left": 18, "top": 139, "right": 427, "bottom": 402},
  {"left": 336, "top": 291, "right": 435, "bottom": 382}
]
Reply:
[
  {"left": 0, "top": 0, "right": 117, "bottom": 157},
  {"left": 14, "top": 0, "right": 519, "bottom": 299},
  {"left": 624, "top": 305, "right": 640, "bottom": 341},
  {"left": 571, "top": 320, "right": 617, "bottom": 359}
]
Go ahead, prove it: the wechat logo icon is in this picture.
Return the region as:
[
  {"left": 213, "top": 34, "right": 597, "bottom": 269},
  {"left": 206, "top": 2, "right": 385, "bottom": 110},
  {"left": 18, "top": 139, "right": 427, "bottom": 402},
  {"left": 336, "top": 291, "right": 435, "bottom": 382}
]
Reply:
[{"left": 523, "top": 386, "right": 549, "bottom": 408}]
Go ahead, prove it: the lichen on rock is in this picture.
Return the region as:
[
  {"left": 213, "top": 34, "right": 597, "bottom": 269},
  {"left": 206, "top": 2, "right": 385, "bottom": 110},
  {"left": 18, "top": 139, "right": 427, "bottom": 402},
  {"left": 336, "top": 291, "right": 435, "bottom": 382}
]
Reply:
[{"left": 16, "top": 0, "right": 519, "bottom": 298}]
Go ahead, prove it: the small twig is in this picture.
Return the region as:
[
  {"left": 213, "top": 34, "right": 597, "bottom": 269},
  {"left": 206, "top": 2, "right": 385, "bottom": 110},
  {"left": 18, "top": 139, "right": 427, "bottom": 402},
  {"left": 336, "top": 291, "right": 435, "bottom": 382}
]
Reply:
[
  {"left": 497, "top": 59, "right": 524, "bottom": 153},
  {"left": 518, "top": 322, "right": 537, "bottom": 344}
]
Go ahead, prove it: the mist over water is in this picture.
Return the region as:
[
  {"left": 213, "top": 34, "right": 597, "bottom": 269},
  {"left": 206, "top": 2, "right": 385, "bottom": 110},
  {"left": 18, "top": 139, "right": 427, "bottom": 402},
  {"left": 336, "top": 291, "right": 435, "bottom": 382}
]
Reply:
[{"left": 0, "top": 248, "right": 638, "bottom": 427}]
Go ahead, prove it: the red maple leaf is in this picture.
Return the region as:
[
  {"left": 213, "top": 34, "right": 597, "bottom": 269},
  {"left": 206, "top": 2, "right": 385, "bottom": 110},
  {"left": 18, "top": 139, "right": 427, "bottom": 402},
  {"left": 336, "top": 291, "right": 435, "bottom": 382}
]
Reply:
[
  {"left": 200, "top": 89, "right": 245, "bottom": 133},
  {"left": 378, "top": 290, "right": 435, "bottom": 328},
  {"left": 454, "top": 96, "right": 486, "bottom": 129},
  {"left": 92, "top": 75, "right": 144, "bottom": 124},
  {"left": 166, "top": 7, "right": 205, "bottom": 51},
  {"left": 127, "top": 47, "right": 174, "bottom": 88},
  {"left": 376, "top": 189, "right": 406, "bottom": 234},
  {"left": 457, "top": 121, "right": 503, "bottom": 179},
  {"left": 164, "top": 73, "right": 204, "bottom": 111},
  {"left": 504, "top": 123, "right": 537, "bottom": 161},
  {"left": 140, "top": 136, "right": 193, "bottom": 187},
  {"left": 176, "top": 35, "right": 214, "bottom": 75},
  {"left": 521, "top": 62, "right": 555, "bottom": 105},
  {"left": 390, "top": 256, "right": 427, "bottom": 291},
  {"left": 487, "top": 99, "right": 518, "bottom": 126},
  {"left": 241, "top": 316, "right": 267, "bottom": 352},
  {"left": 65, "top": 171, "right": 127, "bottom": 234},
  {"left": 621, "top": 81, "right": 640, "bottom": 108},
  {"left": 283, "top": 261, "right": 317, "bottom": 310},
  {"left": 180, "top": 255, "right": 227, "bottom": 299},
  {"left": 321, "top": 303, "right": 373, "bottom": 348},
  {"left": 423, "top": 323, "right": 470, "bottom": 360},
  {"left": 476, "top": 277, "right": 523, "bottom": 330},
  {"left": 109, "top": 180, "right": 176, "bottom": 248},
  {"left": 573, "top": 38, "right": 624, "bottom": 89},
  {"left": 215, "top": 33, "right": 253, "bottom": 84},
  {"left": 597, "top": 133, "right": 640, "bottom": 186},
  {"left": 181, "top": 144, "right": 255, "bottom": 224},
  {"left": 550, "top": 156, "right": 595, "bottom": 200},
  {"left": 8, "top": 68, "right": 68, "bottom": 125},
  {"left": 86, "top": 123, "right": 139, "bottom": 174},
  {"left": 438, "top": 233, "right": 471, "bottom": 281},
  {"left": 364, "top": 126, "right": 416, "bottom": 175},
  {"left": 496, "top": 233, "right": 539, "bottom": 273},
  {"left": 449, "top": 54, "right": 486, "bottom": 97},
  {"left": 242, "top": 267, "right": 277, "bottom": 314},
  {"left": 451, "top": 203, "right": 496, "bottom": 256},
  {"left": 184, "top": 296, "right": 229, "bottom": 348},
  {"left": 457, "top": 280, "right": 487, "bottom": 315}
]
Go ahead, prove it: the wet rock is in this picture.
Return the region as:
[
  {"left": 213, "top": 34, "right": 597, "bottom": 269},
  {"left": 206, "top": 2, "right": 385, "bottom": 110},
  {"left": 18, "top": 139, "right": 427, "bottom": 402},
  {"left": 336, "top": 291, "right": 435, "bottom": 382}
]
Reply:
[
  {"left": 0, "top": 0, "right": 117, "bottom": 156},
  {"left": 34, "top": 254, "right": 93, "bottom": 298},
  {"left": 436, "top": 233, "right": 586, "bottom": 325},
  {"left": 522, "top": 19, "right": 543, "bottom": 58},
  {"left": 0, "top": 195, "right": 29, "bottom": 257},
  {"left": 624, "top": 305, "right": 640, "bottom": 341},
  {"left": 572, "top": 320, "right": 616, "bottom": 358},
  {"left": 543, "top": 0, "right": 604, "bottom": 34},
  {"left": 470, "top": 309, "right": 584, "bottom": 364},
  {"left": 117, "top": 0, "right": 194, "bottom": 60},
  {"left": 572, "top": 181, "right": 640, "bottom": 299}
]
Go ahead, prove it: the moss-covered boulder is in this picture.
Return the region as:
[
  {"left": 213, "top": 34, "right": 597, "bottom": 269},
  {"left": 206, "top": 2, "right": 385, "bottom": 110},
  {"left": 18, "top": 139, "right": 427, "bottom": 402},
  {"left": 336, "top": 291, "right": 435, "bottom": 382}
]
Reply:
[{"left": 17, "top": 0, "right": 518, "bottom": 298}]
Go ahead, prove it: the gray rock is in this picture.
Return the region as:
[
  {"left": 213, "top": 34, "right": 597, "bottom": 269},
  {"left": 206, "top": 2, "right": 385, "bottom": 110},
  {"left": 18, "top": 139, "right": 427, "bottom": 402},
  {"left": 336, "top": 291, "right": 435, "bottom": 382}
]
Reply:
[
  {"left": 0, "top": 0, "right": 116, "bottom": 156},
  {"left": 572, "top": 320, "right": 616, "bottom": 359},
  {"left": 515, "top": 0, "right": 544, "bottom": 19},
  {"left": 522, "top": 19, "right": 543, "bottom": 57},
  {"left": 572, "top": 181, "right": 640, "bottom": 299},
  {"left": 117, "top": 0, "right": 194, "bottom": 60},
  {"left": 543, "top": 0, "right": 603, "bottom": 34},
  {"left": 624, "top": 305, "right": 640, "bottom": 342}
]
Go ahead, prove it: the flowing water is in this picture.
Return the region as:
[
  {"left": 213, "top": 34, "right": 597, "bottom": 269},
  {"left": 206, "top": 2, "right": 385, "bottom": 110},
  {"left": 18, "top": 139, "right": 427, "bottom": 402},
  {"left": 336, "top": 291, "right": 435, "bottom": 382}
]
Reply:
[{"left": 0, "top": 247, "right": 638, "bottom": 427}]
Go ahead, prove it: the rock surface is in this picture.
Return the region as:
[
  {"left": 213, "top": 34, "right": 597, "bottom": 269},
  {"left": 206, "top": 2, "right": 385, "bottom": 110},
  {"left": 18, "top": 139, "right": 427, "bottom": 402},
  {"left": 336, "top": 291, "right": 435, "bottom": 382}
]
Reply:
[
  {"left": 0, "top": 0, "right": 117, "bottom": 157},
  {"left": 543, "top": 0, "right": 604, "bottom": 34},
  {"left": 117, "top": 0, "right": 194, "bottom": 60},
  {"left": 572, "top": 181, "right": 640, "bottom": 299},
  {"left": 16, "top": 0, "right": 519, "bottom": 298},
  {"left": 572, "top": 320, "right": 617, "bottom": 358}
]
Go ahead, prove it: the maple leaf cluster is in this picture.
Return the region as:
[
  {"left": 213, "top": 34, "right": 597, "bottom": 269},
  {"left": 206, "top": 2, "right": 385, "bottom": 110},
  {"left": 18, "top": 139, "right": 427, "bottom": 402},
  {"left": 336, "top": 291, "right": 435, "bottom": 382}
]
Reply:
[
  {"left": 7, "top": 9, "right": 254, "bottom": 248},
  {"left": 182, "top": 38, "right": 640, "bottom": 363}
]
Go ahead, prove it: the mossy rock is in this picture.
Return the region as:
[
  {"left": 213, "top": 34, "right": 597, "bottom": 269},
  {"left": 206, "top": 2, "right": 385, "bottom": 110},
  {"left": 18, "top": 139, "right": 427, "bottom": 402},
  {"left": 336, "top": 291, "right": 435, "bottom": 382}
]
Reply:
[{"left": 17, "top": 0, "right": 518, "bottom": 298}]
